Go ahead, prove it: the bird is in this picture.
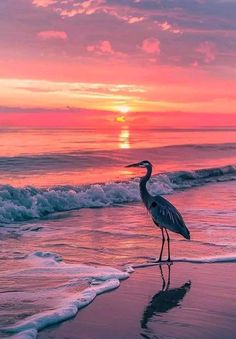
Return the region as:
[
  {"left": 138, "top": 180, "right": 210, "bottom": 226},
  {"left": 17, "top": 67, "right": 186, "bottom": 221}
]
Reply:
[{"left": 126, "top": 160, "right": 190, "bottom": 262}]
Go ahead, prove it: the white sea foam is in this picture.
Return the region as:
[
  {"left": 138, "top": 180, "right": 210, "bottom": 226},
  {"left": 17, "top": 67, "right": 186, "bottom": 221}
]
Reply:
[
  {"left": 6, "top": 252, "right": 235, "bottom": 339},
  {"left": 1, "top": 251, "right": 129, "bottom": 339},
  {"left": 172, "top": 256, "right": 236, "bottom": 263},
  {"left": 131, "top": 256, "right": 236, "bottom": 268},
  {"left": 0, "top": 165, "right": 235, "bottom": 224}
]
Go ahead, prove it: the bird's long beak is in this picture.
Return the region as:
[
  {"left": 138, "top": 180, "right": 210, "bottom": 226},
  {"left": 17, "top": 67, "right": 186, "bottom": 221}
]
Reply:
[{"left": 125, "top": 162, "right": 140, "bottom": 168}]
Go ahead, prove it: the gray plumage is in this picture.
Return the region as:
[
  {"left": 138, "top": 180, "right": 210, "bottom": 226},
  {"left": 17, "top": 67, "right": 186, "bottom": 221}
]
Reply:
[{"left": 126, "top": 160, "right": 190, "bottom": 262}]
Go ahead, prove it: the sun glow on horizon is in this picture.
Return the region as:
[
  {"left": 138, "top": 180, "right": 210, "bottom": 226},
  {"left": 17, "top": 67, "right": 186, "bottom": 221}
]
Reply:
[{"left": 116, "top": 105, "right": 130, "bottom": 114}]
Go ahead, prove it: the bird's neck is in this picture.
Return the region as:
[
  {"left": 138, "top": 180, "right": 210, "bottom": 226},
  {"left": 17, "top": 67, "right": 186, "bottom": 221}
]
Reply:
[{"left": 140, "top": 165, "right": 152, "bottom": 208}]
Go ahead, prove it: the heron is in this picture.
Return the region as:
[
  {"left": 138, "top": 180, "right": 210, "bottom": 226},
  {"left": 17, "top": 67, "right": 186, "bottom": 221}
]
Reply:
[{"left": 126, "top": 160, "right": 190, "bottom": 262}]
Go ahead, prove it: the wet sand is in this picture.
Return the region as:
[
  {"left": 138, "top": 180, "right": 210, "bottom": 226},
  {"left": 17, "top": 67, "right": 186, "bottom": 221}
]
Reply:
[{"left": 38, "top": 262, "right": 236, "bottom": 339}]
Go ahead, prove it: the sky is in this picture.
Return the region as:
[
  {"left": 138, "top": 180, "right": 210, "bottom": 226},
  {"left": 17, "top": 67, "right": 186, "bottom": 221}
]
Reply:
[{"left": 0, "top": 0, "right": 236, "bottom": 127}]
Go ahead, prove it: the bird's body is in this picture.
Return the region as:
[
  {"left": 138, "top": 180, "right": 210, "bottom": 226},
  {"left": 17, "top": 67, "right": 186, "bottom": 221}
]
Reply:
[
  {"left": 149, "top": 195, "right": 190, "bottom": 239},
  {"left": 126, "top": 160, "right": 190, "bottom": 262}
]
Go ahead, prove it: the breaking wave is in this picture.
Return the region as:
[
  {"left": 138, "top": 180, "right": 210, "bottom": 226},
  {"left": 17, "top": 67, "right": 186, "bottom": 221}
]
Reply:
[{"left": 0, "top": 165, "right": 235, "bottom": 224}]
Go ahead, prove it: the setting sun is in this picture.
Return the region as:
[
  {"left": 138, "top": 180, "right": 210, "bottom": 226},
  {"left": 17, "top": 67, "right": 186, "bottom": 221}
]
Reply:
[
  {"left": 116, "top": 115, "right": 126, "bottom": 123},
  {"left": 117, "top": 105, "right": 130, "bottom": 114}
]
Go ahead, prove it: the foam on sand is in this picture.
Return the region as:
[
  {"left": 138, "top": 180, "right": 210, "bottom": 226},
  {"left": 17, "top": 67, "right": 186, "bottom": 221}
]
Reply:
[
  {"left": 131, "top": 255, "right": 236, "bottom": 268},
  {"left": 1, "top": 252, "right": 129, "bottom": 339},
  {"left": 2, "top": 251, "right": 236, "bottom": 338}
]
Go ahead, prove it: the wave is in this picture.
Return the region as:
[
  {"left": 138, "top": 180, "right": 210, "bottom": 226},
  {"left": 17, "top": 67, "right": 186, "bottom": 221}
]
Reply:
[{"left": 0, "top": 165, "right": 235, "bottom": 224}]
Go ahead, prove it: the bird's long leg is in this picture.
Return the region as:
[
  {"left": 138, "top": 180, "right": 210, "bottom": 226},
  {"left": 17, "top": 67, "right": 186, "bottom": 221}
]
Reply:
[
  {"left": 158, "top": 228, "right": 165, "bottom": 262},
  {"left": 165, "top": 229, "right": 171, "bottom": 262}
]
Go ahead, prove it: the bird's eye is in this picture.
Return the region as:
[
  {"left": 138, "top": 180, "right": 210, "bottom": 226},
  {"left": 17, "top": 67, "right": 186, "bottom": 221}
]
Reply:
[{"left": 151, "top": 202, "right": 157, "bottom": 208}]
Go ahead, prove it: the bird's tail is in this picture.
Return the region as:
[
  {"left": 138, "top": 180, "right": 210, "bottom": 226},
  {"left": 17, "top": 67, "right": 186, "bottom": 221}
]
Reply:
[{"left": 181, "top": 226, "right": 190, "bottom": 240}]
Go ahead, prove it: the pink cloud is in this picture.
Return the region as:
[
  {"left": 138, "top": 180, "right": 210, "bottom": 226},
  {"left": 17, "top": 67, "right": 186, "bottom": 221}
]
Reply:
[
  {"left": 196, "top": 41, "right": 216, "bottom": 63},
  {"left": 140, "top": 38, "right": 160, "bottom": 54},
  {"left": 159, "top": 21, "right": 181, "bottom": 34},
  {"left": 106, "top": 9, "right": 144, "bottom": 24},
  {"left": 32, "top": 0, "right": 57, "bottom": 7},
  {"left": 60, "top": 0, "right": 105, "bottom": 17},
  {"left": 127, "top": 16, "right": 144, "bottom": 24},
  {"left": 37, "top": 31, "right": 68, "bottom": 40},
  {"left": 160, "top": 21, "right": 171, "bottom": 31},
  {"left": 99, "top": 41, "right": 113, "bottom": 53},
  {"left": 58, "top": 1, "right": 144, "bottom": 24},
  {"left": 87, "top": 40, "right": 126, "bottom": 57},
  {"left": 87, "top": 40, "right": 113, "bottom": 54}
]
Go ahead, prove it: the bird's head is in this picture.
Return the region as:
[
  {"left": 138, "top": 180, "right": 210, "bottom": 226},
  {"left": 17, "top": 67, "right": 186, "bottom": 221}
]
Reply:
[{"left": 125, "top": 160, "right": 152, "bottom": 169}]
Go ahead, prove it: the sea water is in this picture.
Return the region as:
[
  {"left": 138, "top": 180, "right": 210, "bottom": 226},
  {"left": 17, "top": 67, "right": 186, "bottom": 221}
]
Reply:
[{"left": 0, "top": 126, "right": 235, "bottom": 338}]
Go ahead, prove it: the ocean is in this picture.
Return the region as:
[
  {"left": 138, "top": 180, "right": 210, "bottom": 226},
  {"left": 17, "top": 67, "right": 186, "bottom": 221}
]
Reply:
[{"left": 0, "top": 126, "right": 235, "bottom": 338}]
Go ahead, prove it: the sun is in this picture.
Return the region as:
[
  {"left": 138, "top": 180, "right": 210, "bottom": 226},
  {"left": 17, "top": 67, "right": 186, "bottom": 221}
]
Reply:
[
  {"left": 117, "top": 105, "right": 130, "bottom": 114},
  {"left": 114, "top": 105, "right": 130, "bottom": 123},
  {"left": 116, "top": 116, "right": 126, "bottom": 123}
]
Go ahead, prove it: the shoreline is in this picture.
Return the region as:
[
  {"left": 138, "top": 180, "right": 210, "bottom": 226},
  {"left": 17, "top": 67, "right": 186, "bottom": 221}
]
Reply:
[{"left": 38, "top": 262, "right": 236, "bottom": 339}]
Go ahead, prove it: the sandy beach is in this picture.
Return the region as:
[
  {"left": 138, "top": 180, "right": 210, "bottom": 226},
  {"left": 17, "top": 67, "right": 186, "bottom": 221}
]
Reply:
[{"left": 38, "top": 262, "right": 236, "bottom": 339}]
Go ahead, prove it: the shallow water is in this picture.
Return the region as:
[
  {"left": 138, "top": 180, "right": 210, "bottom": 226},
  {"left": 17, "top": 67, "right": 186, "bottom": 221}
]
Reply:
[
  {"left": 0, "top": 127, "right": 235, "bottom": 337},
  {"left": 1, "top": 181, "right": 235, "bottom": 269},
  {"left": 0, "top": 180, "right": 235, "bottom": 337},
  {"left": 0, "top": 127, "right": 235, "bottom": 186}
]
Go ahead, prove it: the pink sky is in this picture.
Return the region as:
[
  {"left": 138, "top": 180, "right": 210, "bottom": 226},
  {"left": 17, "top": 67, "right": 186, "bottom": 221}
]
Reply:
[{"left": 0, "top": 0, "right": 235, "bottom": 127}]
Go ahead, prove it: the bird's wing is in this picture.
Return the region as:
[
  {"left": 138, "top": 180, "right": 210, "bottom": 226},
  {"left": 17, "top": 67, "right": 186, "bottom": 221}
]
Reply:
[{"left": 148, "top": 195, "right": 190, "bottom": 239}]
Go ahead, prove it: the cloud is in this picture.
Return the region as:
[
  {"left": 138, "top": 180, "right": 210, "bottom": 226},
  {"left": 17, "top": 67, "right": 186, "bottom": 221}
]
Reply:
[
  {"left": 140, "top": 38, "right": 160, "bottom": 54},
  {"left": 105, "top": 9, "right": 144, "bottom": 24},
  {"left": 0, "top": 78, "right": 146, "bottom": 111},
  {"left": 32, "top": 0, "right": 57, "bottom": 7},
  {"left": 94, "top": 40, "right": 113, "bottom": 54},
  {"left": 158, "top": 21, "right": 181, "bottom": 34},
  {"left": 127, "top": 16, "right": 144, "bottom": 24},
  {"left": 87, "top": 40, "right": 126, "bottom": 57},
  {"left": 37, "top": 31, "right": 68, "bottom": 40},
  {"left": 59, "top": 0, "right": 106, "bottom": 17},
  {"left": 196, "top": 41, "right": 216, "bottom": 63},
  {"left": 1, "top": 78, "right": 147, "bottom": 100},
  {"left": 54, "top": 0, "right": 144, "bottom": 24}
]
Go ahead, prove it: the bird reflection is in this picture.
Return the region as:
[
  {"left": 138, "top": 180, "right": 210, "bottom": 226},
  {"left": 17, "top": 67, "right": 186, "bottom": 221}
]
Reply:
[{"left": 141, "top": 264, "right": 191, "bottom": 330}]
